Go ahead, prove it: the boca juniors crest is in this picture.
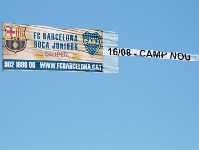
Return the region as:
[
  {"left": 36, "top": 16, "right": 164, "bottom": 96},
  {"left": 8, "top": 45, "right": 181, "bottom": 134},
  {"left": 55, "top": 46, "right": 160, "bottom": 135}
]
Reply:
[
  {"left": 82, "top": 31, "right": 101, "bottom": 56},
  {"left": 4, "top": 25, "right": 27, "bottom": 53}
]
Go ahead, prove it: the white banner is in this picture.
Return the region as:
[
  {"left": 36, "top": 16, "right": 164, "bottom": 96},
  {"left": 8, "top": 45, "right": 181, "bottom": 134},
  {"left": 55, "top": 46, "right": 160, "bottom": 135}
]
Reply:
[{"left": 103, "top": 47, "right": 199, "bottom": 61}]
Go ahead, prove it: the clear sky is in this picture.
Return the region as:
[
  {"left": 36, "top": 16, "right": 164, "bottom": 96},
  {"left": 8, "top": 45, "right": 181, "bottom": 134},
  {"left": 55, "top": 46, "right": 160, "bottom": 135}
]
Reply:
[{"left": 1, "top": 0, "right": 199, "bottom": 150}]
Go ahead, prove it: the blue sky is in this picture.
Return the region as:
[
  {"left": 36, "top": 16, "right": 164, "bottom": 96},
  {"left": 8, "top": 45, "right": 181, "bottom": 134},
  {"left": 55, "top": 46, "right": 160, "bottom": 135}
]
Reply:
[{"left": 1, "top": 0, "right": 199, "bottom": 150}]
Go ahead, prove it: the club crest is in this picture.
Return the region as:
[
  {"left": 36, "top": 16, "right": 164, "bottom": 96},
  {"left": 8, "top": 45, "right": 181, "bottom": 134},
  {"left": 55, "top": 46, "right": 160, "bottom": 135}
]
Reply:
[
  {"left": 4, "top": 25, "right": 27, "bottom": 53},
  {"left": 82, "top": 31, "right": 101, "bottom": 56}
]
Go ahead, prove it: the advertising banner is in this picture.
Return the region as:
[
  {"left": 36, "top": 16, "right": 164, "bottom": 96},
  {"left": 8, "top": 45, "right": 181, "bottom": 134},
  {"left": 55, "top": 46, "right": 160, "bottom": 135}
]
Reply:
[{"left": 2, "top": 22, "right": 119, "bottom": 73}]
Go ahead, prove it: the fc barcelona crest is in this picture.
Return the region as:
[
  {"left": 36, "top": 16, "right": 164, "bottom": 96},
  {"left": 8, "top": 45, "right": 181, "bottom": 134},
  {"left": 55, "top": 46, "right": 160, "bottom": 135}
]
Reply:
[
  {"left": 82, "top": 31, "right": 101, "bottom": 56},
  {"left": 3, "top": 25, "right": 27, "bottom": 53}
]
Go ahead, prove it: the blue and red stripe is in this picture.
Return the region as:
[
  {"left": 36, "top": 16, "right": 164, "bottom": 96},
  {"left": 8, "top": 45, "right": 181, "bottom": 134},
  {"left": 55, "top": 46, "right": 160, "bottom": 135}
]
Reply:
[{"left": 6, "top": 40, "right": 25, "bottom": 50}]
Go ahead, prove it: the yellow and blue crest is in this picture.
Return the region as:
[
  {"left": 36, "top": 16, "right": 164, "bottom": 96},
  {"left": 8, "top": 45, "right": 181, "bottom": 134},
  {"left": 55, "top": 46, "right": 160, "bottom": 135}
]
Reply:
[
  {"left": 82, "top": 31, "right": 101, "bottom": 56},
  {"left": 4, "top": 25, "right": 27, "bottom": 53}
]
